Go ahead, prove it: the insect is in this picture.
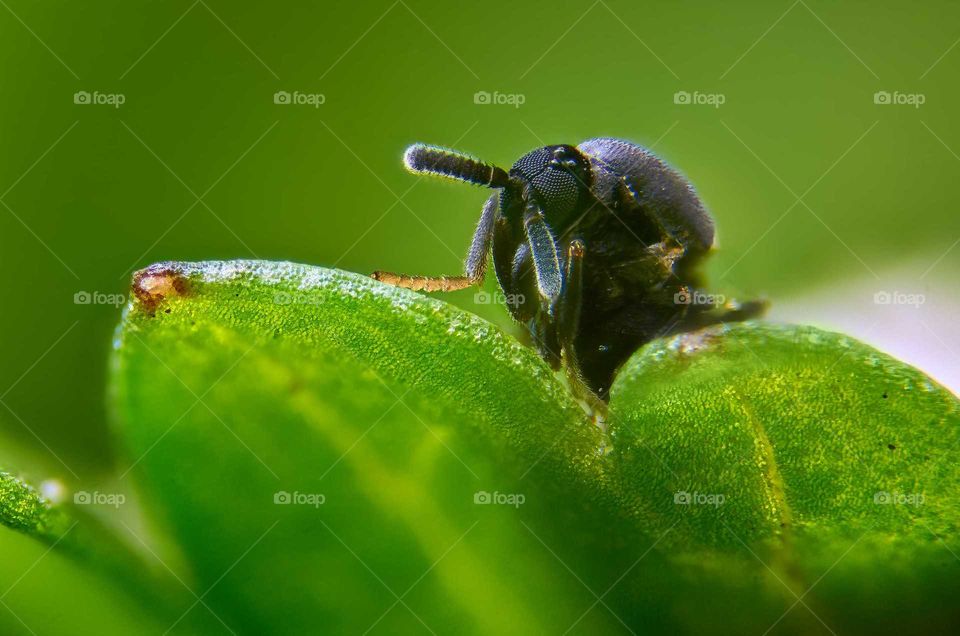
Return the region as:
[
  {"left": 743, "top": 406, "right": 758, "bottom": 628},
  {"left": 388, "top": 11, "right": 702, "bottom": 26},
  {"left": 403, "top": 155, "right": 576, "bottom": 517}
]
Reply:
[{"left": 372, "top": 138, "right": 766, "bottom": 403}]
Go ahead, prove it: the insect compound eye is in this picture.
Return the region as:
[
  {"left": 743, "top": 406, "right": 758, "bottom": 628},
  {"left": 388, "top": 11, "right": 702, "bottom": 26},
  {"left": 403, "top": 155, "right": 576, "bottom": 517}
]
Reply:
[
  {"left": 531, "top": 164, "right": 581, "bottom": 217},
  {"left": 509, "top": 145, "right": 590, "bottom": 219},
  {"left": 510, "top": 147, "right": 554, "bottom": 181}
]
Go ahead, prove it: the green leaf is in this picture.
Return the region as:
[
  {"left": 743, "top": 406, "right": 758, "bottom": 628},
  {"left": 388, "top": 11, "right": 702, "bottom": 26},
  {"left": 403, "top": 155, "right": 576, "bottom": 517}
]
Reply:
[
  {"left": 607, "top": 323, "right": 960, "bottom": 633},
  {"left": 609, "top": 322, "right": 960, "bottom": 545},
  {"left": 0, "top": 471, "right": 69, "bottom": 538},
  {"left": 112, "top": 260, "right": 620, "bottom": 634},
  {"left": 0, "top": 469, "right": 219, "bottom": 635},
  {"left": 111, "top": 260, "right": 960, "bottom": 634}
]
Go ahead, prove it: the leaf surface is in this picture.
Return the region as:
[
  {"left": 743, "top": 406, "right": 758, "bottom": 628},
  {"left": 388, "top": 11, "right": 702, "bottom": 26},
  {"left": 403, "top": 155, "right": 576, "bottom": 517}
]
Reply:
[{"left": 111, "top": 260, "right": 960, "bottom": 634}]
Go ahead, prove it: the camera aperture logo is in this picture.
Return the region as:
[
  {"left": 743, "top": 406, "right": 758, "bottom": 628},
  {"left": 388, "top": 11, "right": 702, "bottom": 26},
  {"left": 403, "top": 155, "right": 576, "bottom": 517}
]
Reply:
[
  {"left": 674, "top": 490, "right": 725, "bottom": 508},
  {"left": 73, "top": 491, "right": 126, "bottom": 508},
  {"left": 874, "top": 491, "right": 924, "bottom": 506},
  {"left": 274, "top": 490, "right": 326, "bottom": 508},
  {"left": 873, "top": 290, "right": 925, "bottom": 307},
  {"left": 73, "top": 91, "right": 125, "bottom": 108},
  {"left": 473, "top": 90, "right": 525, "bottom": 108},
  {"left": 474, "top": 290, "right": 524, "bottom": 309},
  {"left": 273, "top": 91, "right": 326, "bottom": 108},
  {"left": 74, "top": 291, "right": 126, "bottom": 307},
  {"left": 873, "top": 91, "right": 925, "bottom": 108},
  {"left": 673, "top": 91, "right": 725, "bottom": 108},
  {"left": 674, "top": 289, "right": 724, "bottom": 306},
  {"left": 473, "top": 490, "right": 525, "bottom": 508}
]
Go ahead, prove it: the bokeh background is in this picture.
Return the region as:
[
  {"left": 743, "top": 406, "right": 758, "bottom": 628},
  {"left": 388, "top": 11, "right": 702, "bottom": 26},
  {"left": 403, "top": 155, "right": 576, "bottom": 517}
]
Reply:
[{"left": 0, "top": 0, "right": 957, "bottom": 495}]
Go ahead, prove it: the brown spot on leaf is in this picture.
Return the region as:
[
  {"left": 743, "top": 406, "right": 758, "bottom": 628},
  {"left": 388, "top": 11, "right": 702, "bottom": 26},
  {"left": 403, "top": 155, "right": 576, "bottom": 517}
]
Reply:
[
  {"left": 132, "top": 265, "right": 189, "bottom": 314},
  {"left": 671, "top": 326, "right": 724, "bottom": 356}
]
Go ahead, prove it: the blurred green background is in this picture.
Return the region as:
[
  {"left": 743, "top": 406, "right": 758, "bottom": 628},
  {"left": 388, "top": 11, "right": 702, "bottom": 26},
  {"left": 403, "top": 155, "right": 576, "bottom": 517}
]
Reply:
[{"left": 0, "top": 0, "right": 957, "bottom": 487}]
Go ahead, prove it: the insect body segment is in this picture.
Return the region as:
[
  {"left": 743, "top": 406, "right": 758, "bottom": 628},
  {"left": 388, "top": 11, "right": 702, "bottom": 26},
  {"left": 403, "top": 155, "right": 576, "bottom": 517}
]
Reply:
[{"left": 372, "top": 138, "right": 766, "bottom": 402}]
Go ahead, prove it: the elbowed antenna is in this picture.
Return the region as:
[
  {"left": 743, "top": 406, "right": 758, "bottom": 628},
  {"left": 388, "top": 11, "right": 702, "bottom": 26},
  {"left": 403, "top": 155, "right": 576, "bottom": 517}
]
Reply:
[{"left": 403, "top": 143, "right": 510, "bottom": 188}]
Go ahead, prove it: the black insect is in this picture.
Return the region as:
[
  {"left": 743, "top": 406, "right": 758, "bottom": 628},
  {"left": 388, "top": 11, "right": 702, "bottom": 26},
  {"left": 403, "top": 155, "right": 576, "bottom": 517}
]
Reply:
[{"left": 372, "top": 138, "right": 766, "bottom": 403}]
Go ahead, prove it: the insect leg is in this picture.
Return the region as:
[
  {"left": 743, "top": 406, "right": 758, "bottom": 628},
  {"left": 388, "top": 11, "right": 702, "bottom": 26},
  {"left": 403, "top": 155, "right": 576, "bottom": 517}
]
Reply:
[
  {"left": 369, "top": 272, "right": 474, "bottom": 292},
  {"left": 556, "top": 240, "right": 584, "bottom": 343},
  {"left": 522, "top": 203, "right": 563, "bottom": 308},
  {"left": 465, "top": 193, "right": 499, "bottom": 281},
  {"left": 371, "top": 193, "right": 498, "bottom": 292},
  {"left": 530, "top": 315, "right": 562, "bottom": 370},
  {"left": 555, "top": 239, "right": 605, "bottom": 407},
  {"left": 524, "top": 230, "right": 577, "bottom": 374},
  {"left": 556, "top": 239, "right": 584, "bottom": 367}
]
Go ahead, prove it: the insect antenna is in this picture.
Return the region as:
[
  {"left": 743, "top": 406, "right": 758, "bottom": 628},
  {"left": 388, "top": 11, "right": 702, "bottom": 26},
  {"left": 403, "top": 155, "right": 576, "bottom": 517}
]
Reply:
[{"left": 403, "top": 143, "right": 510, "bottom": 188}]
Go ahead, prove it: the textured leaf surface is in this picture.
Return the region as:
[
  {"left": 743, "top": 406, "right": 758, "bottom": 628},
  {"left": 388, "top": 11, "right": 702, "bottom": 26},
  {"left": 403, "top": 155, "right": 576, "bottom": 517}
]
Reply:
[
  {"left": 0, "top": 470, "right": 214, "bottom": 635},
  {"left": 608, "top": 324, "right": 960, "bottom": 633},
  {"left": 609, "top": 324, "right": 960, "bottom": 546},
  {"left": 0, "top": 471, "right": 68, "bottom": 538},
  {"left": 112, "top": 260, "right": 620, "bottom": 634},
  {"left": 110, "top": 260, "right": 960, "bottom": 634}
]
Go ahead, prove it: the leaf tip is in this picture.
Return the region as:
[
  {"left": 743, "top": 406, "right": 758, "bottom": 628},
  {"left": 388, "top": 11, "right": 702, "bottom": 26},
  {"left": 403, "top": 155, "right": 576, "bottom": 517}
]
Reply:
[
  {"left": 0, "top": 471, "right": 63, "bottom": 537},
  {"left": 131, "top": 263, "right": 191, "bottom": 314}
]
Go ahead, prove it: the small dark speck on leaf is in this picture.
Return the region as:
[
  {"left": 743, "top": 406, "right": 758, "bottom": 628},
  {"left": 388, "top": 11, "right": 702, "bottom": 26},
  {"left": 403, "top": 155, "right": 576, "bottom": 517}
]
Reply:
[
  {"left": 164, "top": 308, "right": 171, "bottom": 314},
  {"left": 888, "top": 444, "right": 896, "bottom": 450},
  {"left": 882, "top": 392, "right": 888, "bottom": 399}
]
